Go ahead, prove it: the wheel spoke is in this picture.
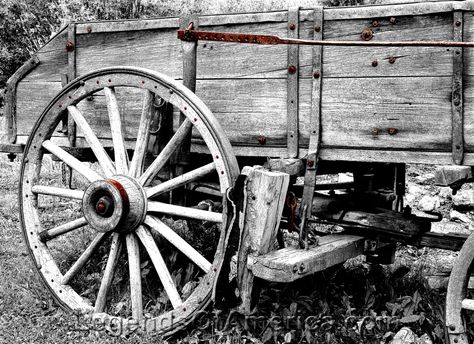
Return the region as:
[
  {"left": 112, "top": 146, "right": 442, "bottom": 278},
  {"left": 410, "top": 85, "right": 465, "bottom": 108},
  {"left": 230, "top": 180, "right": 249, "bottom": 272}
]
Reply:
[
  {"left": 68, "top": 105, "right": 116, "bottom": 177},
  {"left": 146, "top": 163, "right": 216, "bottom": 198},
  {"left": 462, "top": 299, "right": 474, "bottom": 311},
  {"left": 139, "top": 119, "right": 193, "bottom": 186},
  {"left": 62, "top": 233, "right": 107, "bottom": 285},
  {"left": 136, "top": 226, "right": 183, "bottom": 308},
  {"left": 104, "top": 87, "right": 129, "bottom": 174},
  {"left": 95, "top": 233, "right": 122, "bottom": 313},
  {"left": 145, "top": 215, "right": 211, "bottom": 272},
  {"left": 129, "top": 91, "right": 154, "bottom": 178},
  {"left": 126, "top": 233, "right": 143, "bottom": 321},
  {"left": 31, "top": 185, "right": 84, "bottom": 200},
  {"left": 39, "top": 217, "right": 88, "bottom": 242},
  {"left": 42, "top": 140, "right": 103, "bottom": 182},
  {"left": 148, "top": 201, "right": 223, "bottom": 223}
]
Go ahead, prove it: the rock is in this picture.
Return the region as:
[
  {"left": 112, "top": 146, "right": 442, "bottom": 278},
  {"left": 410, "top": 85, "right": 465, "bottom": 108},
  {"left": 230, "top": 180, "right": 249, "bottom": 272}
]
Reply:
[
  {"left": 415, "top": 173, "right": 435, "bottom": 185},
  {"left": 418, "top": 196, "right": 440, "bottom": 212},
  {"left": 450, "top": 210, "right": 471, "bottom": 223},
  {"left": 390, "top": 327, "right": 416, "bottom": 344},
  {"left": 407, "top": 183, "right": 423, "bottom": 197},
  {"left": 431, "top": 219, "right": 471, "bottom": 235},
  {"left": 418, "top": 334, "right": 433, "bottom": 344},
  {"left": 452, "top": 189, "right": 474, "bottom": 208},
  {"left": 438, "top": 187, "right": 452, "bottom": 199}
]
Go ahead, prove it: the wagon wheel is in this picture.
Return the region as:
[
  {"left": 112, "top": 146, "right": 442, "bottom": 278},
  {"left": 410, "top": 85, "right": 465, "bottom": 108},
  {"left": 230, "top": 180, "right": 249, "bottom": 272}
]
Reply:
[
  {"left": 20, "top": 67, "right": 239, "bottom": 335},
  {"left": 447, "top": 233, "right": 474, "bottom": 344}
]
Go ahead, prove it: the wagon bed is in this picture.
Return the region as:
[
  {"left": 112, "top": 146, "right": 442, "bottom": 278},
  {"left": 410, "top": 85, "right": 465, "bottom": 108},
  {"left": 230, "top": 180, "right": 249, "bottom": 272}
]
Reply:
[{"left": 4, "top": 0, "right": 474, "bottom": 166}]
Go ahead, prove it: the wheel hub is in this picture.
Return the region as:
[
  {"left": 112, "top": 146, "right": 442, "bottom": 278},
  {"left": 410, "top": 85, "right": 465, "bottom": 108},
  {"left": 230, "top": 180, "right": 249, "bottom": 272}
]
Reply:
[{"left": 82, "top": 175, "right": 147, "bottom": 233}]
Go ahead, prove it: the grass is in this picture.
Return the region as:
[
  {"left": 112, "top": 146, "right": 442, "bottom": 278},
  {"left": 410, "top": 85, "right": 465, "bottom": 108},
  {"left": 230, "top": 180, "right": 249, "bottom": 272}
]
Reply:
[{"left": 0, "top": 154, "right": 457, "bottom": 343}]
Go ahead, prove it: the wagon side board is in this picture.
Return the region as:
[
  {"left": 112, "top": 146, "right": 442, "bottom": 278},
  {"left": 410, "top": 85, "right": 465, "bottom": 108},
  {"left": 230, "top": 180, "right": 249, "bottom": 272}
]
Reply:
[{"left": 5, "top": 0, "right": 474, "bottom": 165}]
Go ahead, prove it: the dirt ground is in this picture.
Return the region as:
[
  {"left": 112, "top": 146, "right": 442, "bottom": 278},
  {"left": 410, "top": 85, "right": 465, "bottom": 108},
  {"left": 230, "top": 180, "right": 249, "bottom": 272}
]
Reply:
[{"left": 0, "top": 154, "right": 467, "bottom": 343}]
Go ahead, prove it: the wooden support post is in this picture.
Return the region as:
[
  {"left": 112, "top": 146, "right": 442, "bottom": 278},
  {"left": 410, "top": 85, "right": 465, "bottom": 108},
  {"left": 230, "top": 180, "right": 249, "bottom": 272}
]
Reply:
[
  {"left": 287, "top": 7, "right": 300, "bottom": 158},
  {"left": 67, "top": 23, "right": 77, "bottom": 150},
  {"left": 172, "top": 15, "right": 199, "bottom": 205},
  {"left": 301, "top": 7, "right": 324, "bottom": 219},
  {"left": 236, "top": 166, "right": 289, "bottom": 314},
  {"left": 452, "top": 10, "right": 464, "bottom": 165}
]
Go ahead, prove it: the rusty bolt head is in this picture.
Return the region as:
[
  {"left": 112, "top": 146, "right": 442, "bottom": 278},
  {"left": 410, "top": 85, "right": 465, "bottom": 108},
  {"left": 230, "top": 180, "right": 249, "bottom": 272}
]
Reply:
[
  {"left": 86, "top": 25, "right": 92, "bottom": 33},
  {"left": 361, "top": 28, "right": 373, "bottom": 41},
  {"left": 388, "top": 56, "right": 396, "bottom": 64},
  {"left": 288, "top": 65, "right": 297, "bottom": 74},
  {"left": 449, "top": 324, "right": 456, "bottom": 331},
  {"left": 257, "top": 136, "right": 266, "bottom": 145},
  {"left": 390, "top": 17, "right": 396, "bottom": 24},
  {"left": 456, "top": 20, "right": 462, "bottom": 27},
  {"left": 65, "top": 40, "right": 74, "bottom": 52},
  {"left": 388, "top": 128, "right": 398, "bottom": 135},
  {"left": 372, "top": 20, "right": 379, "bottom": 28},
  {"left": 313, "top": 71, "right": 320, "bottom": 79},
  {"left": 289, "top": 23, "right": 296, "bottom": 30},
  {"left": 314, "top": 26, "right": 321, "bottom": 32},
  {"left": 372, "top": 128, "right": 379, "bottom": 135},
  {"left": 372, "top": 60, "right": 378, "bottom": 67},
  {"left": 307, "top": 160, "right": 315, "bottom": 168}
]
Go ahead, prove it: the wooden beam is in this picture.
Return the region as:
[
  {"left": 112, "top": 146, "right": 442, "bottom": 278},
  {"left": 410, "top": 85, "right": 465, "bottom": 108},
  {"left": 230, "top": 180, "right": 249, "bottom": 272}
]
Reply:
[
  {"left": 236, "top": 166, "right": 289, "bottom": 313},
  {"left": 287, "top": 7, "right": 299, "bottom": 158},
  {"left": 452, "top": 10, "right": 464, "bottom": 165}
]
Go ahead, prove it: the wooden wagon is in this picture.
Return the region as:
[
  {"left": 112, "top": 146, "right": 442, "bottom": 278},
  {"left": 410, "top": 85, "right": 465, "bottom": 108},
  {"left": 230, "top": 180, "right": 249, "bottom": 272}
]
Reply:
[{"left": 3, "top": 0, "right": 474, "bottom": 342}]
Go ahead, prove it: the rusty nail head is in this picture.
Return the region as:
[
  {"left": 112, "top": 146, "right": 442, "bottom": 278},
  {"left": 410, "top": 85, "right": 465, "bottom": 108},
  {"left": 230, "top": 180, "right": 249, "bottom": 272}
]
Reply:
[
  {"left": 456, "top": 20, "right": 462, "bottom": 27},
  {"left": 390, "top": 17, "right": 396, "bottom": 24},
  {"left": 372, "top": 20, "right": 379, "bottom": 27},
  {"left": 372, "top": 128, "right": 379, "bottom": 135},
  {"left": 361, "top": 28, "right": 373, "bottom": 41},
  {"left": 388, "top": 128, "right": 398, "bottom": 135},
  {"left": 313, "top": 71, "right": 320, "bottom": 79},
  {"left": 65, "top": 40, "right": 74, "bottom": 52},
  {"left": 449, "top": 325, "right": 456, "bottom": 331},
  {"left": 289, "top": 23, "right": 296, "bottom": 30},
  {"left": 257, "top": 136, "right": 266, "bottom": 145},
  {"left": 315, "top": 26, "right": 321, "bottom": 32},
  {"left": 372, "top": 60, "right": 378, "bottom": 67},
  {"left": 86, "top": 25, "right": 92, "bottom": 33},
  {"left": 288, "top": 65, "right": 297, "bottom": 74},
  {"left": 388, "top": 56, "right": 396, "bottom": 64},
  {"left": 307, "top": 160, "right": 315, "bottom": 168}
]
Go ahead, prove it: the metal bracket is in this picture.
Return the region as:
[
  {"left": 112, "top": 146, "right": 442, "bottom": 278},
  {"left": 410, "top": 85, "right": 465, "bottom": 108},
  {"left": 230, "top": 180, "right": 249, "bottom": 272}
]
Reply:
[
  {"left": 3, "top": 55, "right": 40, "bottom": 143},
  {"left": 452, "top": 11, "right": 464, "bottom": 165},
  {"left": 287, "top": 7, "right": 299, "bottom": 158},
  {"left": 300, "top": 7, "right": 324, "bottom": 221}
]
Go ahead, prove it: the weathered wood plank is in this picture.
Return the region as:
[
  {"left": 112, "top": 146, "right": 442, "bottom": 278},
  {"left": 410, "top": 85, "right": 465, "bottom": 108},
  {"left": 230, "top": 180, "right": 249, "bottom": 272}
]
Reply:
[
  {"left": 15, "top": 76, "right": 454, "bottom": 153},
  {"left": 249, "top": 234, "right": 365, "bottom": 283},
  {"left": 75, "top": 29, "right": 183, "bottom": 79}
]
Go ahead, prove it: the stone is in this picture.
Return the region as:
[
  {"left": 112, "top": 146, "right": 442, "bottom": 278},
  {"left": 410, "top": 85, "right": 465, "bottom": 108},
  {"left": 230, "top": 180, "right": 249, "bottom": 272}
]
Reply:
[
  {"left": 431, "top": 219, "right": 471, "bottom": 235},
  {"left": 452, "top": 189, "right": 474, "bottom": 208},
  {"left": 450, "top": 210, "right": 471, "bottom": 223},
  {"left": 418, "top": 195, "right": 440, "bottom": 212},
  {"left": 390, "top": 327, "right": 416, "bottom": 344},
  {"left": 415, "top": 173, "right": 435, "bottom": 185},
  {"left": 438, "top": 187, "right": 452, "bottom": 199}
]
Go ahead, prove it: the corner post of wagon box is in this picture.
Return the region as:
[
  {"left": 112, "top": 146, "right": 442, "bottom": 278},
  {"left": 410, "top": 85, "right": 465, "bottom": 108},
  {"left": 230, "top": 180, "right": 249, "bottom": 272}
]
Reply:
[
  {"left": 301, "top": 7, "right": 324, "bottom": 226},
  {"left": 287, "top": 7, "right": 300, "bottom": 159},
  {"left": 452, "top": 10, "right": 464, "bottom": 165},
  {"left": 236, "top": 166, "right": 289, "bottom": 314},
  {"left": 173, "top": 15, "right": 199, "bottom": 205}
]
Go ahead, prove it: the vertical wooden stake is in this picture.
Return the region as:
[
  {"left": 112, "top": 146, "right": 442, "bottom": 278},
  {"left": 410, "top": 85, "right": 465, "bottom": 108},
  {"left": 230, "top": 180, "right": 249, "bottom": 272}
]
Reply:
[
  {"left": 236, "top": 166, "right": 289, "bottom": 314},
  {"left": 172, "top": 15, "right": 199, "bottom": 205}
]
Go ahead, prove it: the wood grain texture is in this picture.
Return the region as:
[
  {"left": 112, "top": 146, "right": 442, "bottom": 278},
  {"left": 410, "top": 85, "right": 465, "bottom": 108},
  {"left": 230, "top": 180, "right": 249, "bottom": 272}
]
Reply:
[{"left": 249, "top": 234, "right": 365, "bottom": 282}]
